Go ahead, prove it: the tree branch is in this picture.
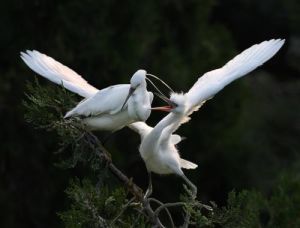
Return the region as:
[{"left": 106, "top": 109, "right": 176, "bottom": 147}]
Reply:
[
  {"left": 85, "top": 131, "right": 144, "bottom": 201},
  {"left": 149, "top": 198, "right": 175, "bottom": 228},
  {"left": 84, "top": 131, "right": 165, "bottom": 227}
]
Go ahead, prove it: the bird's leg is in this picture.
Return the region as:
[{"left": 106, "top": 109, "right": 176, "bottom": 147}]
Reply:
[
  {"left": 180, "top": 174, "right": 197, "bottom": 228},
  {"left": 181, "top": 174, "right": 213, "bottom": 212},
  {"left": 181, "top": 174, "right": 197, "bottom": 200},
  {"left": 144, "top": 172, "right": 153, "bottom": 200}
]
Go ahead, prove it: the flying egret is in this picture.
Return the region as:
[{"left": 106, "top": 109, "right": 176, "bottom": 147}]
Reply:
[
  {"left": 20, "top": 50, "right": 160, "bottom": 131},
  {"left": 128, "top": 39, "right": 285, "bottom": 198}
]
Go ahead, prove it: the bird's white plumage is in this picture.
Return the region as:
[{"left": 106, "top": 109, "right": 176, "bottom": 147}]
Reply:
[
  {"left": 129, "top": 121, "right": 183, "bottom": 145},
  {"left": 155, "top": 39, "right": 285, "bottom": 169},
  {"left": 186, "top": 39, "right": 285, "bottom": 112},
  {"left": 21, "top": 51, "right": 153, "bottom": 131},
  {"left": 128, "top": 106, "right": 198, "bottom": 198},
  {"left": 20, "top": 50, "right": 98, "bottom": 98},
  {"left": 64, "top": 84, "right": 130, "bottom": 118},
  {"left": 128, "top": 122, "right": 153, "bottom": 139},
  {"left": 130, "top": 111, "right": 197, "bottom": 176},
  {"left": 128, "top": 39, "right": 284, "bottom": 198}
]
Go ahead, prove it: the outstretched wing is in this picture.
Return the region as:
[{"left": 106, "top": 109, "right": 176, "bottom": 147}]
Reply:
[
  {"left": 65, "top": 84, "right": 129, "bottom": 118},
  {"left": 20, "top": 50, "right": 99, "bottom": 98},
  {"left": 186, "top": 39, "right": 285, "bottom": 112}
]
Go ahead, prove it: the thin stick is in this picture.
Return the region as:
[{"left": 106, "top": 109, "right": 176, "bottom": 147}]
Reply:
[
  {"left": 146, "top": 77, "right": 168, "bottom": 99},
  {"left": 149, "top": 198, "right": 175, "bottom": 228},
  {"left": 154, "top": 202, "right": 186, "bottom": 217},
  {"left": 146, "top": 73, "right": 174, "bottom": 92},
  {"left": 110, "top": 197, "right": 136, "bottom": 226}
]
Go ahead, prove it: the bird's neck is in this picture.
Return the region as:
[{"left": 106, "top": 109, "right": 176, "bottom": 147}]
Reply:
[
  {"left": 128, "top": 84, "right": 149, "bottom": 121},
  {"left": 149, "top": 112, "right": 182, "bottom": 141}
]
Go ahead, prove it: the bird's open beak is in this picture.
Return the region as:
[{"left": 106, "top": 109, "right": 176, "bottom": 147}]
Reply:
[
  {"left": 121, "top": 87, "right": 136, "bottom": 110},
  {"left": 151, "top": 106, "right": 173, "bottom": 112},
  {"left": 151, "top": 94, "right": 175, "bottom": 112}
]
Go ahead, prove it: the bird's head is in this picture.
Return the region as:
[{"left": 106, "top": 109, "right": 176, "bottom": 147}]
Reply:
[
  {"left": 130, "top": 69, "right": 147, "bottom": 88},
  {"left": 169, "top": 93, "right": 188, "bottom": 114},
  {"left": 151, "top": 93, "right": 188, "bottom": 114},
  {"left": 121, "top": 69, "right": 147, "bottom": 110}
]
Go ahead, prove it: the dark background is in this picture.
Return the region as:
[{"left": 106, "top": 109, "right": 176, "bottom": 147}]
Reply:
[{"left": 1, "top": 0, "right": 299, "bottom": 227}]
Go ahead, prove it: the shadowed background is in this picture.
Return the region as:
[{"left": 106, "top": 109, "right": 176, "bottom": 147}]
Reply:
[{"left": 1, "top": 0, "right": 299, "bottom": 227}]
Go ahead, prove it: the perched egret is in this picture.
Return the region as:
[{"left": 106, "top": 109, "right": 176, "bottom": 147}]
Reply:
[
  {"left": 129, "top": 39, "right": 285, "bottom": 198},
  {"left": 129, "top": 96, "right": 199, "bottom": 199},
  {"left": 20, "top": 50, "right": 155, "bottom": 131}
]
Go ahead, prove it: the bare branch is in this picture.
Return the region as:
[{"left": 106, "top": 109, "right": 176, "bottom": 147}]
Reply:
[
  {"left": 83, "top": 131, "right": 165, "bottom": 227},
  {"left": 149, "top": 198, "right": 175, "bottom": 228}
]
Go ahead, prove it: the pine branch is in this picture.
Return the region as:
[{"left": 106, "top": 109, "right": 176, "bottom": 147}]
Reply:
[{"left": 84, "top": 131, "right": 144, "bottom": 201}]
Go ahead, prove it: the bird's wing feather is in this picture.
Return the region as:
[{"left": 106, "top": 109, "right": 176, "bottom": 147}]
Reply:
[
  {"left": 20, "top": 50, "right": 99, "bottom": 98},
  {"left": 128, "top": 121, "right": 182, "bottom": 146},
  {"left": 65, "top": 84, "right": 130, "bottom": 118},
  {"left": 170, "top": 134, "right": 182, "bottom": 145},
  {"left": 186, "top": 39, "right": 285, "bottom": 112},
  {"left": 158, "top": 116, "right": 187, "bottom": 148},
  {"left": 128, "top": 122, "right": 153, "bottom": 139}
]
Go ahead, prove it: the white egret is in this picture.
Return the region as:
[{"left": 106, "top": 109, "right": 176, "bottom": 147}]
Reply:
[
  {"left": 129, "top": 39, "right": 285, "bottom": 198},
  {"left": 20, "top": 50, "right": 157, "bottom": 131}
]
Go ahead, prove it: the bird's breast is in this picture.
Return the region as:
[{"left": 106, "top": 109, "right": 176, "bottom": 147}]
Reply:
[{"left": 128, "top": 90, "right": 151, "bottom": 121}]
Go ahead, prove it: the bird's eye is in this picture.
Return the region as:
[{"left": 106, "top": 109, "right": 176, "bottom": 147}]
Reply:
[{"left": 171, "top": 101, "right": 178, "bottom": 108}]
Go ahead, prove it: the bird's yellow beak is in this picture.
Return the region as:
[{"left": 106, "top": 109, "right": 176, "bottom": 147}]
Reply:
[{"left": 121, "top": 87, "right": 136, "bottom": 110}]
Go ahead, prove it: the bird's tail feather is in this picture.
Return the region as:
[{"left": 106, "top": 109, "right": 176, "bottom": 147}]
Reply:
[{"left": 180, "top": 158, "right": 198, "bottom": 169}]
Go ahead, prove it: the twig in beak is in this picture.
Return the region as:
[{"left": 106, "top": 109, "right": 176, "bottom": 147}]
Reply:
[
  {"left": 146, "top": 78, "right": 168, "bottom": 100},
  {"left": 146, "top": 73, "right": 174, "bottom": 92},
  {"left": 154, "top": 92, "right": 176, "bottom": 108}
]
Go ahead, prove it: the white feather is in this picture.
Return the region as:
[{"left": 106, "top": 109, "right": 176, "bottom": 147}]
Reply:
[
  {"left": 186, "top": 39, "right": 285, "bottom": 111},
  {"left": 128, "top": 122, "right": 153, "bottom": 139},
  {"left": 65, "top": 85, "right": 130, "bottom": 118},
  {"left": 20, "top": 50, "right": 98, "bottom": 98},
  {"left": 21, "top": 51, "right": 153, "bottom": 131}
]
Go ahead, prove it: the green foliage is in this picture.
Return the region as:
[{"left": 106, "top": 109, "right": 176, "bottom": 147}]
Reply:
[
  {"left": 211, "top": 190, "right": 265, "bottom": 227},
  {"left": 57, "top": 175, "right": 300, "bottom": 228},
  {"left": 23, "top": 81, "right": 154, "bottom": 227},
  {"left": 59, "top": 178, "right": 152, "bottom": 227},
  {"left": 23, "top": 78, "right": 76, "bottom": 127},
  {"left": 182, "top": 170, "right": 300, "bottom": 228},
  {"left": 23, "top": 80, "right": 104, "bottom": 170},
  {"left": 268, "top": 171, "right": 300, "bottom": 227}
]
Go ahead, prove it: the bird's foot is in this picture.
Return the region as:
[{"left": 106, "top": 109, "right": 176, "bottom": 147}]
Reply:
[{"left": 184, "top": 185, "right": 197, "bottom": 200}]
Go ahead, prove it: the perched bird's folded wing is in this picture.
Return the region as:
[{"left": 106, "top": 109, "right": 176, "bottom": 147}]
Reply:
[
  {"left": 64, "top": 84, "right": 129, "bottom": 118},
  {"left": 186, "top": 39, "right": 285, "bottom": 113},
  {"left": 20, "top": 50, "right": 99, "bottom": 98}
]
